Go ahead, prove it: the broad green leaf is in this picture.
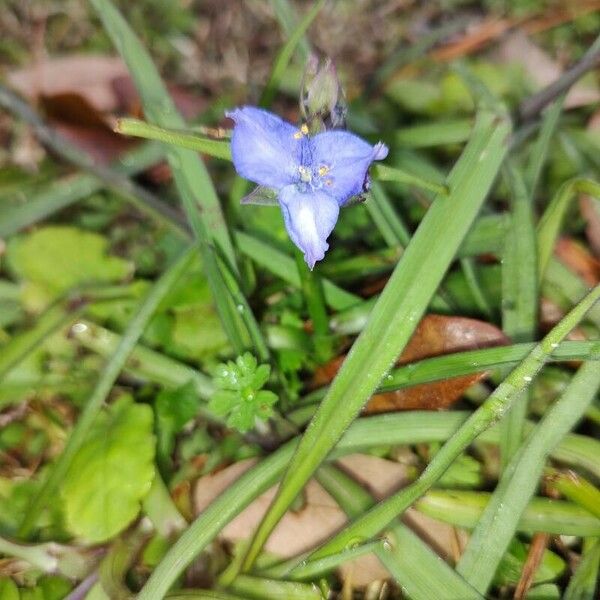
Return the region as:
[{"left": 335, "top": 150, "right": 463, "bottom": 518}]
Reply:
[
  {"left": 0, "top": 577, "right": 19, "bottom": 600},
  {"left": 6, "top": 226, "right": 132, "bottom": 309},
  {"left": 169, "top": 304, "right": 228, "bottom": 360},
  {"left": 155, "top": 381, "right": 200, "bottom": 471},
  {"left": 495, "top": 540, "right": 565, "bottom": 587},
  {"left": 62, "top": 396, "right": 155, "bottom": 542}
]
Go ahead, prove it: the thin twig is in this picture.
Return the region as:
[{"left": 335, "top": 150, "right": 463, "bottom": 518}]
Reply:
[
  {"left": 519, "top": 33, "right": 600, "bottom": 122},
  {"left": 64, "top": 573, "right": 99, "bottom": 600},
  {"left": 514, "top": 533, "right": 551, "bottom": 599},
  {"left": 0, "top": 83, "right": 190, "bottom": 237}
]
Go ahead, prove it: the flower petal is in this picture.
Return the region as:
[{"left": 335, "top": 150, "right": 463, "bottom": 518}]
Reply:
[
  {"left": 227, "top": 106, "right": 304, "bottom": 189},
  {"left": 309, "top": 131, "right": 388, "bottom": 204},
  {"left": 279, "top": 185, "right": 339, "bottom": 269}
]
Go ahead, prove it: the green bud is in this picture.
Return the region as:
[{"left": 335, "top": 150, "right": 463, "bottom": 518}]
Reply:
[{"left": 300, "top": 55, "right": 347, "bottom": 131}]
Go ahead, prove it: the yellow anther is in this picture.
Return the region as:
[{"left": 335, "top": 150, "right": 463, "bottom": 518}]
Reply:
[
  {"left": 318, "top": 165, "right": 330, "bottom": 176},
  {"left": 293, "top": 123, "right": 310, "bottom": 139}
]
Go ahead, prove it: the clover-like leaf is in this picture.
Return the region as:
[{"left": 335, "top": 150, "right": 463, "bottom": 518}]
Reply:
[
  {"left": 208, "top": 353, "right": 279, "bottom": 433},
  {"left": 62, "top": 396, "right": 155, "bottom": 543}
]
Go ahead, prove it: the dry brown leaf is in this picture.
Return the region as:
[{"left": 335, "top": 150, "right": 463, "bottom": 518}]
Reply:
[
  {"left": 8, "top": 55, "right": 129, "bottom": 113},
  {"left": 193, "top": 454, "right": 467, "bottom": 586},
  {"left": 314, "top": 314, "right": 508, "bottom": 413},
  {"left": 580, "top": 196, "right": 600, "bottom": 257},
  {"left": 496, "top": 31, "right": 600, "bottom": 109},
  {"left": 555, "top": 237, "right": 600, "bottom": 286},
  {"left": 514, "top": 533, "right": 551, "bottom": 600},
  {"left": 429, "top": 1, "right": 600, "bottom": 63},
  {"left": 7, "top": 54, "right": 205, "bottom": 167},
  {"left": 431, "top": 17, "right": 514, "bottom": 62}
]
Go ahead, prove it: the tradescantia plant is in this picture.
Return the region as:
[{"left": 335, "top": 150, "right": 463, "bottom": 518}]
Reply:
[
  {"left": 226, "top": 106, "right": 388, "bottom": 268},
  {"left": 1, "top": 0, "right": 599, "bottom": 599}
]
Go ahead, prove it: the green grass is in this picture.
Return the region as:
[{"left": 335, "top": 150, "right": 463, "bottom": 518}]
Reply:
[{"left": 1, "top": 2, "right": 599, "bottom": 599}]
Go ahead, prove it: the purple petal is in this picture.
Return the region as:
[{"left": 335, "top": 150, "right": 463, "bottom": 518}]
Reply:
[
  {"left": 279, "top": 185, "right": 339, "bottom": 269},
  {"left": 309, "top": 131, "right": 388, "bottom": 205},
  {"left": 226, "top": 106, "right": 304, "bottom": 189}
]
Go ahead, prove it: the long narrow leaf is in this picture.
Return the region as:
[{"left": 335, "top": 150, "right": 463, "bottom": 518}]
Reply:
[
  {"left": 457, "top": 360, "right": 600, "bottom": 592},
  {"left": 240, "top": 108, "right": 511, "bottom": 571},
  {"left": 500, "top": 162, "right": 537, "bottom": 467},
  {"left": 91, "top": 0, "right": 250, "bottom": 352},
  {"left": 316, "top": 464, "right": 482, "bottom": 600},
  {"left": 304, "top": 284, "right": 600, "bottom": 561}
]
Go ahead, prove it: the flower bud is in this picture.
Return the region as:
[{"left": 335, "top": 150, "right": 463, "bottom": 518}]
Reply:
[{"left": 300, "top": 55, "right": 347, "bottom": 131}]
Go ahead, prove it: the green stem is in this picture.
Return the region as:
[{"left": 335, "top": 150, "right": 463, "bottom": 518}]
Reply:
[
  {"left": 293, "top": 249, "right": 332, "bottom": 363},
  {"left": 545, "top": 468, "right": 600, "bottom": 519},
  {"left": 372, "top": 163, "right": 449, "bottom": 196},
  {"left": 116, "top": 118, "right": 231, "bottom": 160},
  {"left": 0, "top": 536, "right": 58, "bottom": 572}
]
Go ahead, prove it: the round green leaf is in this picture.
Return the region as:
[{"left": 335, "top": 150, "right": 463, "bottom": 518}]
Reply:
[{"left": 62, "top": 397, "right": 155, "bottom": 542}]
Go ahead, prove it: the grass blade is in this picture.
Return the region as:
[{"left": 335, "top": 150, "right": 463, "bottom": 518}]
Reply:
[
  {"left": 500, "top": 162, "right": 538, "bottom": 468},
  {"left": 303, "top": 284, "right": 600, "bottom": 562},
  {"left": 136, "top": 397, "right": 599, "bottom": 600},
  {"left": 0, "top": 142, "right": 168, "bottom": 238},
  {"left": 259, "top": 0, "right": 326, "bottom": 107},
  {"left": 92, "top": 0, "right": 252, "bottom": 352},
  {"left": 269, "top": 0, "right": 311, "bottom": 62},
  {"left": 457, "top": 360, "right": 600, "bottom": 593},
  {"left": 417, "top": 490, "right": 600, "bottom": 536},
  {"left": 564, "top": 538, "right": 600, "bottom": 600},
  {"left": 545, "top": 469, "right": 600, "bottom": 519},
  {"left": 372, "top": 163, "right": 449, "bottom": 196},
  {"left": 90, "top": 0, "right": 234, "bottom": 266},
  {"left": 537, "top": 178, "right": 600, "bottom": 281},
  {"left": 395, "top": 119, "right": 473, "bottom": 147},
  {"left": 239, "top": 108, "right": 511, "bottom": 571},
  {"left": 316, "top": 464, "right": 483, "bottom": 600}
]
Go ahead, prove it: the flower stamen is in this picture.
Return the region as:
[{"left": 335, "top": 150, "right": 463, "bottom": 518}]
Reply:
[
  {"left": 298, "top": 165, "right": 312, "bottom": 183},
  {"left": 293, "top": 123, "right": 310, "bottom": 139}
]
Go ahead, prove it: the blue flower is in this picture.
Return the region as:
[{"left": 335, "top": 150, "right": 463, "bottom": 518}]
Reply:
[{"left": 226, "top": 106, "right": 388, "bottom": 269}]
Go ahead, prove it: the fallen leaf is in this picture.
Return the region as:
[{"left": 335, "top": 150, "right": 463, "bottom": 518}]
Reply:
[
  {"left": 580, "top": 196, "right": 600, "bottom": 257},
  {"left": 313, "top": 314, "right": 508, "bottom": 413},
  {"left": 8, "top": 54, "right": 205, "bottom": 166},
  {"left": 555, "top": 237, "right": 600, "bottom": 286},
  {"left": 8, "top": 55, "right": 129, "bottom": 113},
  {"left": 193, "top": 454, "right": 467, "bottom": 586},
  {"left": 496, "top": 31, "right": 600, "bottom": 109}
]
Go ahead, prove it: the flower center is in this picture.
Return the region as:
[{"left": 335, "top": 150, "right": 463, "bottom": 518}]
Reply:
[{"left": 297, "top": 163, "right": 332, "bottom": 191}]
